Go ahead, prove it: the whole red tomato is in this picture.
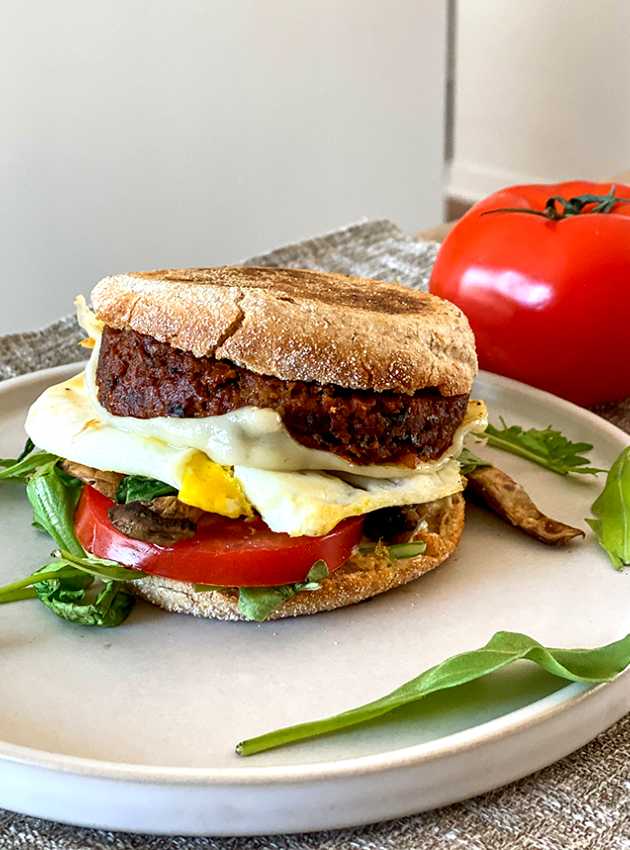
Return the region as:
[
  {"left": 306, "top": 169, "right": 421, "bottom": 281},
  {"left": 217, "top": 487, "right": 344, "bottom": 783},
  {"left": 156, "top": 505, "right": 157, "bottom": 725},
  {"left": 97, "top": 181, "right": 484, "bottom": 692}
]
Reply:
[{"left": 429, "top": 181, "right": 630, "bottom": 406}]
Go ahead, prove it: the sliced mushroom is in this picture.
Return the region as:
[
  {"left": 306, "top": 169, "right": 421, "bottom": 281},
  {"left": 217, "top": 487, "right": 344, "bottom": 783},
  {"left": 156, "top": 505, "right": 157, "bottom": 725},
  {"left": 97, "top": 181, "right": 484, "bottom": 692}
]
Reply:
[
  {"left": 60, "top": 460, "right": 123, "bottom": 501},
  {"left": 150, "top": 496, "right": 204, "bottom": 524},
  {"left": 108, "top": 502, "right": 198, "bottom": 547},
  {"left": 465, "top": 465, "right": 585, "bottom": 545}
]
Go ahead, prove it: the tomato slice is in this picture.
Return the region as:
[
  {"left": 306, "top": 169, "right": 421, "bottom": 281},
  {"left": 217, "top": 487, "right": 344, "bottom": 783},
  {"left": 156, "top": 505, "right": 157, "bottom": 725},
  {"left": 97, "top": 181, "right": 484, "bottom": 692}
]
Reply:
[{"left": 74, "top": 485, "right": 363, "bottom": 587}]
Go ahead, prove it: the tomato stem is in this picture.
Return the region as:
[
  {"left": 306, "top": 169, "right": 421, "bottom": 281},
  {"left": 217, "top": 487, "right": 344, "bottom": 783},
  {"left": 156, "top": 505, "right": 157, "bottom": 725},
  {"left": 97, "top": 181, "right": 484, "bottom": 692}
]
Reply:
[{"left": 481, "top": 185, "right": 630, "bottom": 221}]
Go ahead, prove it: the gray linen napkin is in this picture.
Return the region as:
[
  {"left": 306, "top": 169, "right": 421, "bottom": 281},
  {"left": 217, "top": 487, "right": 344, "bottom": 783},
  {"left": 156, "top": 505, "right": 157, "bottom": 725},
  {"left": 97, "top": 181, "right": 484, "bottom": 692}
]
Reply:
[{"left": 0, "top": 220, "right": 628, "bottom": 849}]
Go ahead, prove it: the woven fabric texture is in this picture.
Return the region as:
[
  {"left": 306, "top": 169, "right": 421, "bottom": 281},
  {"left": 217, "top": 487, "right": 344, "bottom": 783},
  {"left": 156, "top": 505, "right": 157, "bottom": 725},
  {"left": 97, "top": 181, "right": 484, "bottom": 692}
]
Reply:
[{"left": 0, "top": 220, "right": 627, "bottom": 849}]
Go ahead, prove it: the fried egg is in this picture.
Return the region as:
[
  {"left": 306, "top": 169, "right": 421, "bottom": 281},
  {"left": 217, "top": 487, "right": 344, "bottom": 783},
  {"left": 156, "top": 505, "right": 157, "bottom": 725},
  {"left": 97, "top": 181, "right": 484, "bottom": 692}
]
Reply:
[
  {"left": 25, "top": 374, "right": 251, "bottom": 519},
  {"left": 25, "top": 372, "right": 465, "bottom": 536}
]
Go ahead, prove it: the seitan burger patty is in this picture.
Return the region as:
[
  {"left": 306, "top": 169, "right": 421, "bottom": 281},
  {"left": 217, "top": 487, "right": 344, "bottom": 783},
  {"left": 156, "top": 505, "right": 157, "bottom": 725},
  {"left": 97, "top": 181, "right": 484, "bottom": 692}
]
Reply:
[{"left": 95, "top": 326, "right": 469, "bottom": 466}]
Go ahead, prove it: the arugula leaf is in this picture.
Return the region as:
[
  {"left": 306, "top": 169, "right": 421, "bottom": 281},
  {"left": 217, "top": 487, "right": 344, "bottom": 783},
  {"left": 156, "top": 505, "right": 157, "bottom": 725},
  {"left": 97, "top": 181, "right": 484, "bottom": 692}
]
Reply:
[
  {"left": 236, "top": 629, "right": 630, "bottom": 755},
  {"left": 458, "top": 447, "right": 491, "bottom": 476},
  {"left": 587, "top": 446, "right": 630, "bottom": 569},
  {"left": 0, "top": 459, "right": 139, "bottom": 626},
  {"left": 358, "top": 541, "right": 427, "bottom": 559},
  {"left": 116, "top": 476, "right": 177, "bottom": 504},
  {"left": 26, "top": 467, "right": 84, "bottom": 556},
  {"left": 54, "top": 550, "right": 145, "bottom": 582},
  {"left": 238, "top": 585, "right": 297, "bottom": 622},
  {"left": 0, "top": 451, "right": 60, "bottom": 481},
  {"left": 238, "top": 560, "right": 330, "bottom": 622},
  {"left": 484, "top": 419, "right": 604, "bottom": 476},
  {"left": 0, "top": 563, "right": 82, "bottom": 602},
  {"left": 0, "top": 587, "right": 38, "bottom": 604}
]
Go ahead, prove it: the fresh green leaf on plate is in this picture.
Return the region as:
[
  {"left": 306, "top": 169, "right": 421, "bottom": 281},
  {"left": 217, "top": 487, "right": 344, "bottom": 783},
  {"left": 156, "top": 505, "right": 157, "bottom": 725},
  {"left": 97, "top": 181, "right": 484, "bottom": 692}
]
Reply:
[
  {"left": 0, "top": 451, "right": 60, "bottom": 481},
  {"left": 0, "top": 460, "right": 140, "bottom": 626},
  {"left": 54, "top": 549, "right": 145, "bottom": 582},
  {"left": 34, "top": 569, "right": 135, "bottom": 627},
  {"left": 0, "top": 562, "right": 80, "bottom": 602},
  {"left": 116, "top": 476, "right": 177, "bottom": 504},
  {"left": 236, "top": 629, "right": 630, "bottom": 755},
  {"left": 484, "top": 419, "right": 604, "bottom": 475},
  {"left": 587, "top": 446, "right": 630, "bottom": 569},
  {"left": 0, "top": 587, "right": 38, "bottom": 604}
]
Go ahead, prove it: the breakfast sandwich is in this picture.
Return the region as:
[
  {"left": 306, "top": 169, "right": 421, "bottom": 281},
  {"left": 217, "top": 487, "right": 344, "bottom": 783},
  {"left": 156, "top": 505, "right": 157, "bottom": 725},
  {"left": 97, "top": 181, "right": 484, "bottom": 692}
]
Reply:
[{"left": 25, "top": 267, "right": 486, "bottom": 621}]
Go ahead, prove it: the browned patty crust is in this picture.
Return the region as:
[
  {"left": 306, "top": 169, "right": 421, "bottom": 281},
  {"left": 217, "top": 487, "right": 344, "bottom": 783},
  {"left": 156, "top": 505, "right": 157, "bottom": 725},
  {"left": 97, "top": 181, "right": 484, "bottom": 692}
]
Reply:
[{"left": 95, "top": 327, "right": 469, "bottom": 466}]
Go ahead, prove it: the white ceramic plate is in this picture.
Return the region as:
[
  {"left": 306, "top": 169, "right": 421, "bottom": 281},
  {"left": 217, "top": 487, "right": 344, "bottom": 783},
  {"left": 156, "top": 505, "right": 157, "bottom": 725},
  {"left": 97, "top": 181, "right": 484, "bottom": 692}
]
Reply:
[{"left": 0, "top": 364, "right": 628, "bottom": 836}]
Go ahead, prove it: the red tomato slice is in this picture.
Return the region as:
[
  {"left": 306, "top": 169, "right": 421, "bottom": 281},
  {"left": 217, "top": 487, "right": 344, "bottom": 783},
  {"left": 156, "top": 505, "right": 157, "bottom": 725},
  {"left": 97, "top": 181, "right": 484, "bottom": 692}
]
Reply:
[{"left": 74, "top": 485, "right": 363, "bottom": 587}]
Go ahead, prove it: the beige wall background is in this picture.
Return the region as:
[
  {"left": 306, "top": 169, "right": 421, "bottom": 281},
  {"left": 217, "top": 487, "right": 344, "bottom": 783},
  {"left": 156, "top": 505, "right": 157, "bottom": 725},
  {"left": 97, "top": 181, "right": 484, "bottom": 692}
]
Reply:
[
  {"left": 0, "top": 0, "right": 447, "bottom": 334},
  {"left": 449, "top": 0, "right": 630, "bottom": 200}
]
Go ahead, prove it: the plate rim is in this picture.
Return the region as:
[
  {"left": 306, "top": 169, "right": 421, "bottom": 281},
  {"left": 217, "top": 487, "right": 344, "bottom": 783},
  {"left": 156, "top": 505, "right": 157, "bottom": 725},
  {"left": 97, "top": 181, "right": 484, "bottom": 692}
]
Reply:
[{"left": 0, "top": 363, "right": 627, "bottom": 786}]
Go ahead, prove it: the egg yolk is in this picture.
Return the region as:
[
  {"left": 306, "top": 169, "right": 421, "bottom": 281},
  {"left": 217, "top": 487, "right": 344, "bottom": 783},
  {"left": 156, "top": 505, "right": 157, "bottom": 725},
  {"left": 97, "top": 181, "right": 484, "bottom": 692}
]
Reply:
[{"left": 178, "top": 452, "right": 252, "bottom": 518}]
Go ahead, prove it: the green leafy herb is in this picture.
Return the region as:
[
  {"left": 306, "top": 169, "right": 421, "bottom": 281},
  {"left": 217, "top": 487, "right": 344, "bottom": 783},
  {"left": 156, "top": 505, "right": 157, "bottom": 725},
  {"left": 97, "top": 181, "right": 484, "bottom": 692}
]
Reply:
[
  {"left": 0, "top": 562, "right": 81, "bottom": 602},
  {"left": 0, "top": 587, "right": 38, "bottom": 604},
  {"left": 587, "top": 446, "right": 630, "bottom": 569},
  {"left": 236, "top": 629, "right": 630, "bottom": 756},
  {"left": 34, "top": 567, "right": 135, "bottom": 627},
  {"left": 358, "top": 541, "right": 427, "bottom": 559},
  {"left": 238, "top": 585, "right": 298, "bottom": 622},
  {"left": 116, "top": 476, "right": 177, "bottom": 504},
  {"left": 0, "top": 451, "right": 60, "bottom": 481},
  {"left": 238, "top": 560, "right": 330, "bottom": 622},
  {"left": 484, "top": 419, "right": 604, "bottom": 476},
  {"left": 458, "top": 447, "right": 492, "bottom": 476},
  {"left": 0, "top": 552, "right": 143, "bottom": 623},
  {"left": 26, "top": 466, "right": 84, "bottom": 556},
  {"left": 0, "top": 456, "right": 139, "bottom": 626},
  {"left": 54, "top": 550, "right": 146, "bottom": 582}
]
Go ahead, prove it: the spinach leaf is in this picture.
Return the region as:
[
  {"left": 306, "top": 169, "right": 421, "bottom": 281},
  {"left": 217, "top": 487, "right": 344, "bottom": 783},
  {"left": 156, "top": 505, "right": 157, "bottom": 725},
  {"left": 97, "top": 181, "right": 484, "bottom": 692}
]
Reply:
[
  {"left": 587, "top": 446, "right": 630, "bottom": 569},
  {"left": 458, "top": 447, "right": 491, "bottom": 476},
  {"left": 26, "top": 466, "right": 84, "bottom": 556},
  {"left": 236, "top": 629, "right": 630, "bottom": 755},
  {"left": 35, "top": 571, "right": 135, "bottom": 627},
  {"left": 484, "top": 420, "right": 604, "bottom": 476},
  {"left": 116, "top": 476, "right": 177, "bottom": 504},
  {"left": 238, "top": 560, "right": 330, "bottom": 622},
  {"left": 0, "top": 460, "right": 139, "bottom": 626}
]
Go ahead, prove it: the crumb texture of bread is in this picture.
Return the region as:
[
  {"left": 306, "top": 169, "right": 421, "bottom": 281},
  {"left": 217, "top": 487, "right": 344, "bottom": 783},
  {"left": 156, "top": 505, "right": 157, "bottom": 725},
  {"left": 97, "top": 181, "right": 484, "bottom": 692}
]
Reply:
[
  {"left": 132, "top": 493, "right": 465, "bottom": 621},
  {"left": 91, "top": 267, "right": 476, "bottom": 395}
]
